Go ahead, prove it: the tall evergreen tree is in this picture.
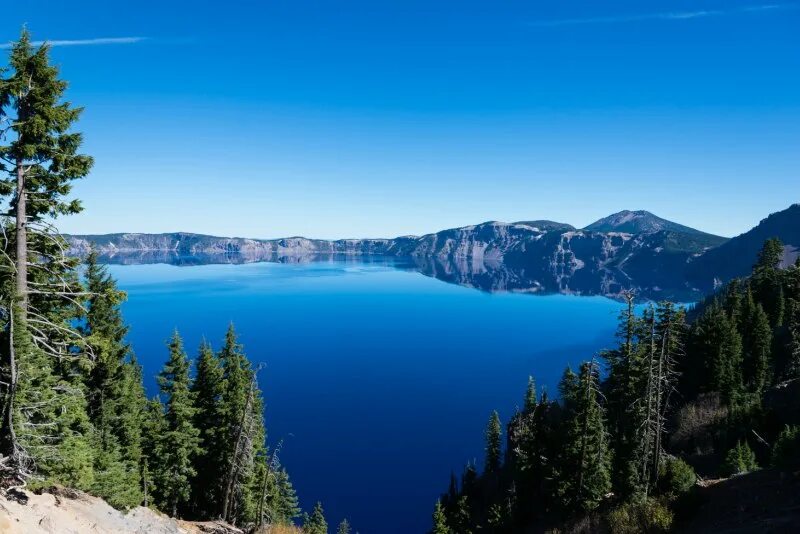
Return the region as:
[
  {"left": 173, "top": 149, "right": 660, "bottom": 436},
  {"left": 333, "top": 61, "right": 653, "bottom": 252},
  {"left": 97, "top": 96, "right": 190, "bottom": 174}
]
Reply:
[
  {"left": 0, "top": 28, "right": 93, "bottom": 309},
  {"left": 189, "top": 340, "right": 225, "bottom": 516},
  {"left": 484, "top": 410, "right": 502, "bottom": 474},
  {"left": 336, "top": 518, "right": 352, "bottom": 534},
  {"left": 0, "top": 27, "right": 93, "bottom": 487},
  {"left": 82, "top": 251, "right": 143, "bottom": 508},
  {"left": 303, "top": 501, "right": 329, "bottom": 534},
  {"left": 431, "top": 500, "right": 452, "bottom": 534},
  {"left": 155, "top": 331, "right": 201, "bottom": 517},
  {"left": 524, "top": 376, "right": 537, "bottom": 413},
  {"left": 555, "top": 360, "right": 611, "bottom": 515},
  {"left": 743, "top": 302, "right": 772, "bottom": 396},
  {"left": 752, "top": 238, "right": 785, "bottom": 326},
  {"left": 140, "top": 396, "right": 166, "bottom": 508}
]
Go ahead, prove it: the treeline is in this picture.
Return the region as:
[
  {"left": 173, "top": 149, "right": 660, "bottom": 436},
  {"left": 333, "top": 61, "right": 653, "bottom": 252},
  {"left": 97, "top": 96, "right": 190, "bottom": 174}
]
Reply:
[
  {"left": 0, "top": 28, "right": 351, "bottom": 533},
  {"left": 79, "top": 253, "right": 300, "bottom": 526},
  {"left": 432, "top": 239, "right": 800, "bottom": 533}
]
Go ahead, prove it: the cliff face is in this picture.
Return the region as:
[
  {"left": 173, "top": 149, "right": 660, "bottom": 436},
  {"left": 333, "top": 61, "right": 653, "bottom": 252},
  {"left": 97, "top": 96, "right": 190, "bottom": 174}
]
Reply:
[{"left": 66, "top": 220, "right": 723, "bottom": 299}]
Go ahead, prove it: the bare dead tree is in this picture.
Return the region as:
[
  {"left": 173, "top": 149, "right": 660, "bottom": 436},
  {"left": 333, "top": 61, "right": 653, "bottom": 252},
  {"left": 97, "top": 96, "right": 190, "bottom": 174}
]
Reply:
[{"left": 221, "top": 363, "right": 265, "bottom": 523}]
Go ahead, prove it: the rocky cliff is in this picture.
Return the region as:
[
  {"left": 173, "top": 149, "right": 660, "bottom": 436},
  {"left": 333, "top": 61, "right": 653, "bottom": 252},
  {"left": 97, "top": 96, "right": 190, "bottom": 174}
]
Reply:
[{"left": 65, "top": 206, "right": 800, "bottom": 299}]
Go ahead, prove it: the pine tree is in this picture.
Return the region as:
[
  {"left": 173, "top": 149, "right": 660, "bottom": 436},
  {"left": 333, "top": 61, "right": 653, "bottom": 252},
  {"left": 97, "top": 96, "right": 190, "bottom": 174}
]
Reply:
[
  {"left": 0, "top": 28, "right": 93, "bottom": 309},
  {"left": 155, "top": 331, "right": 201, "bottom": 517},
  {"left": 140, "top": 397, "right": 166, "bottom": 508},
  {"left": 82, "top": 251, "right": 143, "bottom": 508},
  {"left": 0, "top": 27, "right": 93, "bottom": 486},
  {"left": 692, "top": 302, "right": 743, "bottom": 405},
  {"left": 721, "top": 440, "right": 758, "bottom": 476},
  {"left": 189, "top": 339, "right": 225, "bottom": 517},
  {"left": 752, "top": 238, "right": 785, "bottom": 326},
  {"left": 304, "top": 501, "right": 329, "bottom": 534},
  {"left": 524, "top": 376, "right": 537, "bottom": 413},
  {"left": 555, "top": 360, "right": 611, "bottom": 514},
  {"left": 431, "top": 500, "right": 451, "bottom": 534},
  {"left": 484, "top": 410, "right": 502, "bottom": 474},
  {"left": 744, "top": 302, "right": 772, "bottom": 396},
  {"left": 217, "top": 324, "right": 266, "bottom": 524},
  {"left": 336, "top": 518, "right": 352, "bottom": 534},
  {"left": 601, "top": 292, "right": 647, "bottom": 497}
]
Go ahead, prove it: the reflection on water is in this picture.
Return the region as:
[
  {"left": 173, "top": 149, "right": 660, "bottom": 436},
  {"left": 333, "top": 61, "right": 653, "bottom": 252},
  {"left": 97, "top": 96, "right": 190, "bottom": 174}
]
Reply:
[{"left": 91, "top": 251, "right": 700, "bottom": 301}]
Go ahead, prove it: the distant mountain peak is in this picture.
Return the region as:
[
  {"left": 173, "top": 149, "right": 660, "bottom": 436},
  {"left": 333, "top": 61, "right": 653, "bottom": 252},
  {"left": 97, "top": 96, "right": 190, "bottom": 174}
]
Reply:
[{"left": 584, "top": 210, "right": 710, "bottom": 236}]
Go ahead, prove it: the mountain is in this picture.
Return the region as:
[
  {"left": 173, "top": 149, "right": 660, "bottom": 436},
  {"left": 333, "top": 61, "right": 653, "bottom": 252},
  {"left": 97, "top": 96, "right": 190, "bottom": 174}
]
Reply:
[
  {"left": 67, "top": 205, "right": 800, "bottom": 299},
  {"left": 584, "top": 210, "right": 710, "bottom": 235},
  {"left": 687, "top": 203, "right": 800, "bottom": 286},
  {"left": 65, "top": 211, "right": 726, "bottom": 299}
]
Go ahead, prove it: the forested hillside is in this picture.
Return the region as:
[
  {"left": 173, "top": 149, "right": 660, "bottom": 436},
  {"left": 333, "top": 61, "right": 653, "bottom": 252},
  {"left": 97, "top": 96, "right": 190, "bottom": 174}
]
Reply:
[
  {"left": 0, "top": 29, "right": 353, "bottom": 533},
  {"left": 431, "top": 238, "right": 800, "bottom": 532}
]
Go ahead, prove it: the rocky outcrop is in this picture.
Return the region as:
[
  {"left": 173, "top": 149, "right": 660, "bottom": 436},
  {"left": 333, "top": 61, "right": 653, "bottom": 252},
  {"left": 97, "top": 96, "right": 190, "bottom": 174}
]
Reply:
[{"left": 0, "top": 487, "right": 243, "bottom": 534}]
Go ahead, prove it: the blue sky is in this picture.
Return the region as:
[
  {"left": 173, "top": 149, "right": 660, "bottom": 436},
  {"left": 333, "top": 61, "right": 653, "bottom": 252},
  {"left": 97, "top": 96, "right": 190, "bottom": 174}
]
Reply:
[{"left": 5, "top": 0, "right": 800, "bottom": 239}]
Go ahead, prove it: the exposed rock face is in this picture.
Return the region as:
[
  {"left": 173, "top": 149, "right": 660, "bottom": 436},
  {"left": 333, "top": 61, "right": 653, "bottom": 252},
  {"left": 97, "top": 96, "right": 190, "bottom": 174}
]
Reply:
[
  {"left": 0, "top": 488, "right": 243, "bottom": 534},
  {"left": 65, "top": 205, "right": 800, "bottom": 299}
]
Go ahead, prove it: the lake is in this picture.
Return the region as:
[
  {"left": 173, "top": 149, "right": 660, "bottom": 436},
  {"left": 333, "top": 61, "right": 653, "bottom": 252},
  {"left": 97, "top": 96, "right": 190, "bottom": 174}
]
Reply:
[{"left": 108, "top": 257, "right": 631, "bottom": 533}]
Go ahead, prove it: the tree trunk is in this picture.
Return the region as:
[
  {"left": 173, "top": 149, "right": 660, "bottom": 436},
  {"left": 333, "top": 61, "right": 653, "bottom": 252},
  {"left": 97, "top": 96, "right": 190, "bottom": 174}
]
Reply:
[
  {"left": 221, "top": 378, "right": 255, "bottom": 522},
  {"left": 15, "top": 159, "right": 27, "bottom": 312}
]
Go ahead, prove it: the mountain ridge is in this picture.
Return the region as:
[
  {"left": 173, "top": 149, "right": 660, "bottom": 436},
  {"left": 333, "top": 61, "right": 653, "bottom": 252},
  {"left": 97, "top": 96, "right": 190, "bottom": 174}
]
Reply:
[{"left": 66, "top": 205, "right": 800, "bottom": 298}]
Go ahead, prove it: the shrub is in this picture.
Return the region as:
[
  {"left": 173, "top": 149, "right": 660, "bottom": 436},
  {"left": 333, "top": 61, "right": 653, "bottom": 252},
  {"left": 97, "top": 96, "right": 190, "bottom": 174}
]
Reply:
[
  {"left": 721, "top": 440, "right": 758, "bottom": 476},
  {"left": 772, "top": 425, "right": 800, "bottom": 471},
  {"left": 671, "top": 393, "right": 727, "bottom": 454},
  {"left": 606, "top": 498, "right": 673, "bottom": 534},
  {"left": 657, "top": 457, "right": 697, "bottom": 497}
]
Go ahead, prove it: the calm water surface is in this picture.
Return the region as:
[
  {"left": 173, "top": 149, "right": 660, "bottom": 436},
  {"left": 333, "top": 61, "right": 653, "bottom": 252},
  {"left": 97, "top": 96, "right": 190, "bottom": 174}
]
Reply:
[{"left": 108, "top": 259, "right": 629, "bottom": 533}]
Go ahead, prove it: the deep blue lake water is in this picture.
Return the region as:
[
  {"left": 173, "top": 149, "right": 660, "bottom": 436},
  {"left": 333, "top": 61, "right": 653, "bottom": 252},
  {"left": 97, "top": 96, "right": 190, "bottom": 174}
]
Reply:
[{"left": 108, "top": 258, "right": 630, "bottom": 533}]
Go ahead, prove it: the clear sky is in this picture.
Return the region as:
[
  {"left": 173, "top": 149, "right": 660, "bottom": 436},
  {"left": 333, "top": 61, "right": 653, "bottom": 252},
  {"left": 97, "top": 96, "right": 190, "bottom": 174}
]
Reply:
[{"left": 4, "top": 0, "right": 800, "bottom": 239}]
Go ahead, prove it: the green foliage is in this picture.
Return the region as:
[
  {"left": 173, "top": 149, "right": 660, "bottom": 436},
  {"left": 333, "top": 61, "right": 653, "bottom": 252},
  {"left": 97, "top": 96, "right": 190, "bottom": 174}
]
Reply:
[
  {"left": 721, "top": 440, "right": 758, "bottom": 476},
  {"left": 303, "top": 501, "right": 328, "bottom": 534},
  {"left": 82, "top": 251, "right": 144, "bottom": 508},
  {"left": 0, "top": 28, "right": 93, "bottom": 218},
  {"left": 657, "top": 457, "right": 696, "bottom": 497},
  {"left": 189, "top": 340, "right": 225, "bottom": 516},
  {"left": 555, "top": 361, "right": 611, "bottom": 515},
  {"left": 771, "top": 425, "right": 800, "bottom": 471},
  {"left": 336, "top": 518, "right": 352, "bottom": 534},
  {"left": 484, "top": 410, "right": 502, "bottom": 474},
  {"left": 431, "top": 500, "right": 451, "bottom": 534},
  {"left": 11, "top": 311, "right": 95, "bottom": 489},
  {"left": 606, "top": 497, "right": 673, "bottom": 534},
  {"left": 154, "top": 331, "right": 201, "bottom": 516}
]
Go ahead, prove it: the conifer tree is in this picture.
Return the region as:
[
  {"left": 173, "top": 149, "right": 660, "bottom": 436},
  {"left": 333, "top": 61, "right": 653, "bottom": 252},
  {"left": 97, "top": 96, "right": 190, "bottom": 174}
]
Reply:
[
  {"left": 0, "top": 27, "right": 94, "bottom": 487},
  {"left": 752, "top": 238, "right": 785, "bottom": 326},
  {"left": 555, "top": 360, "right": 611, "bottom": 514},
  {"left": 601, "top": 292, "right": 647, "bottom": 497},
  {"left": 155, "top": 331, "right": 201, "bottom": 517},
  {"left": 218, "top": 324, "right": 266, "bottom": 523},
  {"left": 744, "top": 302, "right": 772, "bottom": 396},
  {"left": 82, "top": 251, "right": 143, "bottom": 508},
  {"left": 0, "top": 28, "right": 93, "bottom": 309},
  {"left": 189, "top": 340, "right": 225, "bottom": 516},
  {"left": 304, "top": 501, "right": 329, "bottom": 534},
  {"left": 140, "top": 397, "right": 166, "bottom": 508},
  {"left": 524, "top": 376, "right": 537, "bottom": 413},
  {"left": 336, "top": 518, "right": 352, "bottom": 534},
  {"left": 431, "top": 500, "right": 451, "bottom": 534},
  {"left": 484, "top": 410, "right": 502, "bottom": 474},
  {"left": 692, "top": 302, "right": 743, "bottom": 405}
]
